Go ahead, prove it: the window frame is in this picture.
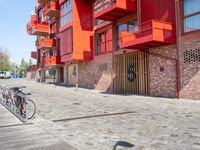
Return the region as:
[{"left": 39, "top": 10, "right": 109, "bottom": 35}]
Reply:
[
  {"left": 60, "top": 0, "right": 72, "bottom": 28},
  {"left": 96, "top": 29, "right": 113, "bottom": 56},
  {"left": 182, "top": 0, "right": 200, "bottom": 33}
]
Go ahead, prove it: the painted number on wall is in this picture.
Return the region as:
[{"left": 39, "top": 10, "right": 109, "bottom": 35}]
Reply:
[
  {"left": 73, "top": 66, "right": 77, "bottom": 76},
  {"left": 127, "top": 64, "right": 136, "bottom": 82}
]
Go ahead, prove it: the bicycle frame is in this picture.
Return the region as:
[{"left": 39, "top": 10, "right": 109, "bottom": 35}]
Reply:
[{"left": 0, "top": 86, "right": 28, "bottom": 123}]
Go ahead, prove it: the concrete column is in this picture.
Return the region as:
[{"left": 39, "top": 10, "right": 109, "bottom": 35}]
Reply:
[
  {"left": 55, "top": 67, "right": 61, "bottom": 83},
  {"left": 64, "top": 63, "right": 68, "bottom": 85},
  {"left": 41, "top": 69, "right": 45, "bottom": 82}
]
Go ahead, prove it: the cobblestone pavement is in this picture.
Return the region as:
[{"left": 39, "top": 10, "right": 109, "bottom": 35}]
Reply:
[{"left": 0, "top": 79, "right": 200, "bottom": 150}]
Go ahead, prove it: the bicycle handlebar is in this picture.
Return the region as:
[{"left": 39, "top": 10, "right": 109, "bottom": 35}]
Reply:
[{"left": 10, "top": 86, "right": 26, "bottom": 91}]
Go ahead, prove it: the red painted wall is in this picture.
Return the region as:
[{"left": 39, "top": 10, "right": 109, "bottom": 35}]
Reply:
[
  {"left": 141, "top": 0, "right": 175, "bottom": 24},
  {"left": 59, "top": 27, "right": 73, "bottom": 56}
]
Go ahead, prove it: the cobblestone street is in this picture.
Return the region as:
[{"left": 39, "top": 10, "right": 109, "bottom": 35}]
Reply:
[{"left": 0, "top": 79, "right": 200, "bottom": 150}]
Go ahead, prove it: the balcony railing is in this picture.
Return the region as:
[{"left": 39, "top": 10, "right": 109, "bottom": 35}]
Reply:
[
  {"left": 27, "top": 14, "right": 50, "bottom": 36},
  {"left": 37, "top": 0, "right": 56, "bottom": 5},
  {"left": 94, "top": 0, "right": 136, "bottom": 20},
  {"left": 44, "top": 56, "right": 63, "bottom": 66},
  {"left": 33, "top": 23, "right": 50, "bottom": 36},
  {"left": 119, "top": 20, "right": 176, "bottom": 49},
  {"left": 43, "top": 1, "right": 59, "bottom": 18},
  {"left": 36, "top": 38, "right": 56, "bottom": 49},
  {"left": 27, "top": 15, "right": 37, "bottom": 35}
]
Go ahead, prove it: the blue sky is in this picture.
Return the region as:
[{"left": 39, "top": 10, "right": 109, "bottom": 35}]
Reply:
[{"left": 0, "top": 0, "right": 36, "bottom": 65}]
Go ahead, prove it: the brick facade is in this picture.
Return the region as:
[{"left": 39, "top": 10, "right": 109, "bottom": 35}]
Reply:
[
  {"left": 78, "top": 53, "right": 113, "bottom": 93},
  {"left": 179, "top": 33, "right": 200, "bottom": 100},
  {"left": 149, "top": 45, "right": 177, "bottom": 98}
]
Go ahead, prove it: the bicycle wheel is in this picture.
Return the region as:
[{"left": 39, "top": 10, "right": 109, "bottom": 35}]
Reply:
[
  {"left": 26, "top": 99, "right": 36, "bottom": 120},
  {"left": 0, "top": 88, "right": 4, "bottom": 100}
]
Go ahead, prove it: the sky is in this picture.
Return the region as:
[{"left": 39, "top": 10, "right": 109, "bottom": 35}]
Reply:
[{"left": 0, "top": 0, "right": 36, "bottom": 65}]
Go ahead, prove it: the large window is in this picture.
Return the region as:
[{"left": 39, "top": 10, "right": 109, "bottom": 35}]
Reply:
[
  {"left": 117, "top": 20, "right": 138, "bottom": 48},
  {"left": 38, "top": 9, "right": 43, "bottom": 23},
  {"left": 60, "top": 0, "right": 72, "bottom": 27},
  {"left": 96, "top": 29, "right": 112, "bottom": 55},
  {"left": 183, "top": 0, "right": 200, "bottom": 33}
]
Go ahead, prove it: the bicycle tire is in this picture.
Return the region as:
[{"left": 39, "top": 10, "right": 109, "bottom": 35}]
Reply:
[{"left": 26, "top": 99, "right": 36, "bottom": 120}]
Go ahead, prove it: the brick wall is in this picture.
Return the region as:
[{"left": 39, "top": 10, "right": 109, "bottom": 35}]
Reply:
[
  {"left": 149, "top": 45, "right": 177, "bottom": 98},
  {"left": 179, "top": 34, "right": 200, "bottom": 100},
  {"left": 78, "top": 53, "right": 113, "bottom": 93}
]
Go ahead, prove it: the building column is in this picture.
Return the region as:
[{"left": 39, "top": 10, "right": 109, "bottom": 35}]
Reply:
[
  {"left": 64, "top": 63, "right": 68, "bottom": 85},
  {"left": 56, "top": 67, "right": 61, "bottom": 83},
  {"left": 41, "top": 69, "right": 45, "bottom": 82}
]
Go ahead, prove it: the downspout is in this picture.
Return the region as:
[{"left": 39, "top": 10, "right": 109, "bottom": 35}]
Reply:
[
  {"left": 137, "top": 0, "right": 141, "bottom": 34},
  {"left": 175, "top": 0, "right": 180, "bottom": 98},
  {"left": 112, "top": 22, "right": 117, "bottom": 93}
]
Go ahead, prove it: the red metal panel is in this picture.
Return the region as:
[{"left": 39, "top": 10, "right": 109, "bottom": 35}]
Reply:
[
  {"left": 75, "top": 0, "right": 93, "bottom": 31},
  {"left": 31, "top": 51, "right": 37, "bottom": 59},
  {"left": 59, "top": 27, "right": 73, "bottom": 56},
  {"left": 51, "top": 23, "right": 56, "bottom": 34},
  {"left": 141, "top": 0, "right": 175, "bottom": 24},
  {"left": 106, "top": 29, "right": 112, "bottom": 52}
]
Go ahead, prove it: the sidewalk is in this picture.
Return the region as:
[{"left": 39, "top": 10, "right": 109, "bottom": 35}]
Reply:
[{"left": 0, "top": 105, "right": 76, "bottom": 150}]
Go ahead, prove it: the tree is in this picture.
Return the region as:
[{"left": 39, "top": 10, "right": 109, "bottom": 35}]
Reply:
[
  {"left": 9, "top": 62, "right": 18, "bottom": 75},
  {"left": 28, "top": 58, "right": 33, "bottom": 66},
  {"left": 18, "top": 58, "right": 29, "bottom": 77},
  {"left": 0, "top": 48, "right": 11, "bottom": 71}
]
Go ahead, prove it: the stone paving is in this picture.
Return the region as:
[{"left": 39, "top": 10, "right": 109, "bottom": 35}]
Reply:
[
  {"left": 0, "top": 105, "right": 76, "bottom": 150},
  {"left": 0, "top": 79, "right": 200, "bottom": 150}
]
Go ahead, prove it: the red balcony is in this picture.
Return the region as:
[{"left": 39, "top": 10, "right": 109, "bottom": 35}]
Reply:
[
  {"left": 27, "top": 15, "right": 37, "bottom": 35},
  {"left": 32, "top": 23, "right": 50, "bottom": 36},
  {"left": 43, "top": 1, "right": 59, "bottom": 18},
  {"left": 119, "top": 20, "right": 176, "bottom": 49},
  {"left": 94, "top": 0, "right": 137, "bottom": 21},
  {"left": 36, "top": 38, "right": 56, "bottom": 49},
  {"left": 44, "top": 56, "right": 63, "bottom": 66},
  {"left": 37, "top": 0, "right": 56, "bottom": 5},
  {"left": 27, "top": 14, "right": 49, "bottom": 36},
  {"left": 31, "top": 51, "right": 37, "bottom": 59}
]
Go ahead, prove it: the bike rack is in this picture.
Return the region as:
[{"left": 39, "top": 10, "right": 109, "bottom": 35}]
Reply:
[{"left": 0, "top": 98, "right": 27, "bottom": 123}]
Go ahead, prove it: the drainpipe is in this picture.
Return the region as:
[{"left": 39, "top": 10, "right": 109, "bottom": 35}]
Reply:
[
  {"left": 137, "top": 0, "right": 141, "bottom": 34},
  {"left": 175, "top": 0, "right": 180, "bottom": 98},
  {"left": 112, "top": 22, "right": 117, "bottom": 93}
]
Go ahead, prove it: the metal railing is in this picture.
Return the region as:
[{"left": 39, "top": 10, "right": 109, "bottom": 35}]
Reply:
[{"left": 94, "top": 0, "right": 116, "bottom": 14}]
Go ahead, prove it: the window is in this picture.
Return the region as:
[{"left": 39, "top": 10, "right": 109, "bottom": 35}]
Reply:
[
  {"left": 117, "top": 20, "right": 138, "bottom": 48},
  {"left": 38, "top": 9, "right": 43, "bottom": 23},
  {"left": 96, "top": 29, "right": 112, "bottom": 55},
  {"left": 60, "top": 0, "right": 72, "bottom": 27},
  {"left": 183, "top": 0, "right": 200, "bottom": 33}
]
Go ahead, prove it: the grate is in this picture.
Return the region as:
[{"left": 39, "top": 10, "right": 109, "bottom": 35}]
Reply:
[{"left": 183, "top": 48, "right": 200, "bottom": 63}]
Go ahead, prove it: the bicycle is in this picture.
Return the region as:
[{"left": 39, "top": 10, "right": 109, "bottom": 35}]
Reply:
[{"left": 0, "top": 85, "right": 36, "bottom": 120}]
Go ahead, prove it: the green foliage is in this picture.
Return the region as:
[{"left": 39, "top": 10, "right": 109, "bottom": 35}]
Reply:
[
  {"left": 28, "top": 58, "right": 33, "bottom": 66},
  {"left": 9, "top": 62, "right": 18, "bottom": 75},
  {"left": 18, "top": 58, "right": 29, "bottom": 77},
  {"left": 0, "top": 48, "right": 11, "bottom": 71}
]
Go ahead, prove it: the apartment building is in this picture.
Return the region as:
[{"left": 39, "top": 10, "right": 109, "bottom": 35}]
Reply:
[{"left": 27, "top": 0, "right": 200, "bottom": 100}]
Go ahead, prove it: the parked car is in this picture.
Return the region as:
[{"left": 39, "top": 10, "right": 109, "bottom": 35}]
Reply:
[{"left": 0, "top": 71, "right": 11, "bottom": 79}]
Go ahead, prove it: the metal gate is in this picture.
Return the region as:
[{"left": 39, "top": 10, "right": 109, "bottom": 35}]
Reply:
[{"left": 115, "top": 52, "right": 149, "bottom": 95}]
